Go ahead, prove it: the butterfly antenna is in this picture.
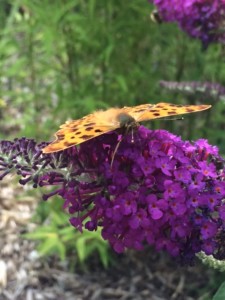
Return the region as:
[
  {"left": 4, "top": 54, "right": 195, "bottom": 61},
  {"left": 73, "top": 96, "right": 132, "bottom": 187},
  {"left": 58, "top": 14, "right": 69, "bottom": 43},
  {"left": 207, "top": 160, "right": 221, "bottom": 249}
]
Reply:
[
  {"left": 161, "top": 116, "right": 184, "bottom": 121},
  {"left": 110, "top": 125, "right": 136, "bottom": 169},
  {"left": 110, "top": 137, "right": 123, "bottom": 169}
]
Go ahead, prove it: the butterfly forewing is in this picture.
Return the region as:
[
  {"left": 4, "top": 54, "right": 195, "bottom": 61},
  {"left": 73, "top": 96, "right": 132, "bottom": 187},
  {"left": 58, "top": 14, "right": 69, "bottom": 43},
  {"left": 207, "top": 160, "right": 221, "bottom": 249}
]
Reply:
[
  {"left": 42, "top": 109, "right": 123, "bottom": 153},
  {"left": 43, "top": 124, "right": 116, "bottom": 153},
  {"left": 134, "top": 103, "right": 211, "bottom": 122}
]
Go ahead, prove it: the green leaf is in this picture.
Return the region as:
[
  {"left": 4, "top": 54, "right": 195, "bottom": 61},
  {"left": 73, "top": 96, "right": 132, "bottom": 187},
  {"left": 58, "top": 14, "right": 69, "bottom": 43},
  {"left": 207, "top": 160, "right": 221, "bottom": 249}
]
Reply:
[
  {"left": 38, "top": 236, "right": 65, "bottom": 260},
  {"left": 213, "top": 282, "right": 225, "bottom": 300},
  {"left": 88, "top": 0, "right": 96, "bottom": 18},
  {"left": 51, "top": 211, "right": 68, "bottom": 226},
  {"left": 75, "top": 236, "right": 88, "bottom": 263},
  {"left": 94, "top": 243, "right": 109, "bottom": 268},
  {"left": 23, "top": 227, "right": 57, "bottom": 240},
  {"left": 116, "top": 75, "right": 128, "bottom": 93}
]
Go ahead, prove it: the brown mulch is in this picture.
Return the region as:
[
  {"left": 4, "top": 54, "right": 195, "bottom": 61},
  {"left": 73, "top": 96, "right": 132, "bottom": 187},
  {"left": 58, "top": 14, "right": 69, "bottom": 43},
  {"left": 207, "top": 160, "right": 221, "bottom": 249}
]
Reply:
[{"left": 0, "top": 177, "right": 221, "bottom": 300}]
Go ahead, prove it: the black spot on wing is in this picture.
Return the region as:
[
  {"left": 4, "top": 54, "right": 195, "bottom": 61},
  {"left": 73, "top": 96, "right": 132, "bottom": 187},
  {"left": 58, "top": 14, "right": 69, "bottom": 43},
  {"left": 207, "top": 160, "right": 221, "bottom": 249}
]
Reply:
[
  {"left": 80, "top": 134, "right": 94, "bottom": 140},
  {"left": 167, "top": 110, "right": 177, "bottom": 115},
  {"left": 185, "top": 109, "right": 195, "bottom": 112},
  {"left": 133, "top": 108, "right": 146, "bottom": 112},
  {"left": 85, "top": 127, "right": 94, "bottom": 131},
  {"left": 57, "top": 134, "right": 65, "bottom": 140},
  {"left": 63, "top": 141, "right": 76, "bottom": 147},
  {"left": 152, "top": 112, "right": 161, "bottom": 116}
]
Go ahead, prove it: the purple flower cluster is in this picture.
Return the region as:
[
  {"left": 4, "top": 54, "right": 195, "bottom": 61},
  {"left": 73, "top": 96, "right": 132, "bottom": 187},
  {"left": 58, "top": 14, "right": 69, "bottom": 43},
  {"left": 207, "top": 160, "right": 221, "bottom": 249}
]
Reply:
[
  {"left": 150, "top": 0, "right": 225, "bottom": 47},
  {"left": 0, "top": 127, "right": 225, "bottom": 262}
]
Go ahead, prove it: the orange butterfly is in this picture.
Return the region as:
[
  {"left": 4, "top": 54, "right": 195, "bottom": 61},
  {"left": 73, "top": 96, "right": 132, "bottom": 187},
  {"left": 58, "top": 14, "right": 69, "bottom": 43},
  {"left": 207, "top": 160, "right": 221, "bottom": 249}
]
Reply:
[{"left": 42, "top": 103, "right": 211, "bottom": 153}]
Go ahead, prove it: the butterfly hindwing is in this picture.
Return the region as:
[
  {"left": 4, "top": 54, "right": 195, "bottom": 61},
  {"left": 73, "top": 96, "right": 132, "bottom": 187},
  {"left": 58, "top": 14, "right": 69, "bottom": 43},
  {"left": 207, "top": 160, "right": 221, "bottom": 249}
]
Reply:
[
  {"left": 42, "top": 109, "right": 126, "bottom": 153},
  {"left": 121, "top": 104, "right": 155, "bottom": 121}
]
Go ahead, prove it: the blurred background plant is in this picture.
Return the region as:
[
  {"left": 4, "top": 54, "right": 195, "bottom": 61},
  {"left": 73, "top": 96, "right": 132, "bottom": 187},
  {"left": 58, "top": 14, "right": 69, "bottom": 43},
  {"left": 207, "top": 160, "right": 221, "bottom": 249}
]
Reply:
[
  {"left": 0, "top": 0, "right": 225, "bottom": 282},
  {"left": 23, "top": 197, "right": 110, "bottom": 268},
  {"left": 1, "top": 0, "right": 225, "bottom": 144}
]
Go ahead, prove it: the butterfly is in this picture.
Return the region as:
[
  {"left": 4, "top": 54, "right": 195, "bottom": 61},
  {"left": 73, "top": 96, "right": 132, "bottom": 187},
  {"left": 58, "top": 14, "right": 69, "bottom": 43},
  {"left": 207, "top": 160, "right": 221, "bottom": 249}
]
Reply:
[{"left": 42, "top": 102, "right": 211, "bottom": 153}]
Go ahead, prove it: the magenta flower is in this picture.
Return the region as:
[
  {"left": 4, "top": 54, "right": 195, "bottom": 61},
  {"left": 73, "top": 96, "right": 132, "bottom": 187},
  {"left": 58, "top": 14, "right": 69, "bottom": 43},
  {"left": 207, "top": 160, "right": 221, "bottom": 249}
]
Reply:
[
  {"left": 150, "top": 0, "right": 225, "bottom": 47},
  {"left": 0, "top": 127, "right": 225, "bottom": 263},
  {"left": 147, "top": 194, "right": 167, "bottom": 219}
]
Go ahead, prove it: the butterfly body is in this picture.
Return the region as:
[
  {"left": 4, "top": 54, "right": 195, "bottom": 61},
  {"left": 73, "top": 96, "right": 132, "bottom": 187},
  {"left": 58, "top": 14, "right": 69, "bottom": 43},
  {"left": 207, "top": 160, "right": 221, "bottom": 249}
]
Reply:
[{"left": 42, "top": 103, "right": 211, "bottom": 153}]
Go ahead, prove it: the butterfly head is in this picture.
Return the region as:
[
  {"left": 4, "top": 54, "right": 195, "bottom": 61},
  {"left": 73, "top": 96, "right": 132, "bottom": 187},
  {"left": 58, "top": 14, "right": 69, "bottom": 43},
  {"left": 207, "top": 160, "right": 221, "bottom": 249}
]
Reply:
[{"left": 117, "top": 112, "right": 137, "bottom": 128}]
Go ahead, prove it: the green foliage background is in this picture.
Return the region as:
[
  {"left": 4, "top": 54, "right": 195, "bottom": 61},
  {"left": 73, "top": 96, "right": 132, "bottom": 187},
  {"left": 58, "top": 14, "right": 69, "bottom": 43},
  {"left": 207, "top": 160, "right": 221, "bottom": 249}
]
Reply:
[
  {"left": 1, "top": 0, "right": 225, "bottom": 271},
  {"left": 0, "top": 0, "right": 224, "bottom": 148}
]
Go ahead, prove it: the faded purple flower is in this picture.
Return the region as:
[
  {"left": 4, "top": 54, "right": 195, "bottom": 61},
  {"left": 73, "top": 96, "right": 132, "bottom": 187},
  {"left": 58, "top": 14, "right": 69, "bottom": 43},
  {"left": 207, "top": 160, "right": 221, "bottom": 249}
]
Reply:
[{"left": 160, "top": 81, "right": 225, "bottom": 103}]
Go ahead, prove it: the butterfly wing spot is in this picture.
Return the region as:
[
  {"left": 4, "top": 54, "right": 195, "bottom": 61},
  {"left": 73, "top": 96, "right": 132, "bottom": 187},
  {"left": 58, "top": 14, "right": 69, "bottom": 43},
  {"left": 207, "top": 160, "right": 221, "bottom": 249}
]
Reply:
[
  {"left": 56, "top": 134, "right": 65, "bottom": 141},
  {"left": 64, "top": 141, "right": 76, "bottom": 147},
  {"left": 184, "top": 109, "right": 195, "bottom": 113},
  {"left": 132, "top": 108, "right": 146, "bottom": 113},
  {"left": 85, "top": 127, "right": 94, "bottom": 131},
  {"left": 80, "top": 134, "right": 95, "bottom": 140},
  {"left": 148, "top": 110, "right": 162, "bottom": 117}
]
